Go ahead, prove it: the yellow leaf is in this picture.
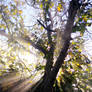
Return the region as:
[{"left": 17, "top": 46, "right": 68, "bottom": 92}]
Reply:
[
  {"left": 57, "top": 76, "right": 61, "bottom": 83},
  {"left": 41, "top": 26, "right": 44, "bottom": 30},
  {"left": 27, "top": 42, "right": 30, "bottom": 46},
  {"left": 13, "top": 10, "right": 17, "bottom": 15},
  {"left": 77, "top": 63, "right": 80, "bottom": 66},
  {"left": 83, "top": 17, "right": 87, "bottom": 22},
  {"left": 8, "top": 61, "right": 12, "bottom": 63},
  {"left": 29, "top": 80, "right": 32, "bottom": 83},
  {"left": 86, "top": 68, "right": 89, "bottom": 71},
  {"left": 69, "top": 70, "right": 72, "bottom": 74},
  {"left": 58, "top": 4, "right": 62, "bottom": 8},
  {"left": 80, "top": 32, "right": 83, "bottom": 36},
  {"left": 76, "top": 45, "right": 79, "bottom": 48},
  {"left": 57, "top": 4, "right": 62, "bottom": 12},
  {"left": 7, "top": 53, "right": 10, "bottom": 56},
  {"left": 0, "top": 24, "right": 6, "bottom": 29},
  {"left": 57, "top": 7, "right": 61, "bottom": 12},
  {"left": 18, "top": 10, "right": 23, "bottom": 14},
  {"left": 68, "top": 51, "right": 73, "bottom": 56},
  {"left": 45, "top": 0, "right": 48, "bottom": 2},
  {"left": 40, "top": 3, "right": 43, "bottom": 9},
  {"left": 37, "top": 0, "right": 39, "bottom": 2},
  {"left": 78, "top": 49, "right": 82, "bottom": 52},
  {"left": 50, "top": 2, "right": 54, "bottom": 8},
  {"left": 13, "top": 56, "right": 16, "bottom": 60},
  {"left": 0, "top": 14, "right": 2, "bottom": 18},
  {"left": 5, "top": 9, "right": 10, "bottom": 14},
  {"left": 71, "top": 41, "right": 75, "bottom": 45}
]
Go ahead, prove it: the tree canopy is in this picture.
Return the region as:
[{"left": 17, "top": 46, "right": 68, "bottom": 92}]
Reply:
[{"left": 0, "top": 0, "right": 92, "bottom": 92}]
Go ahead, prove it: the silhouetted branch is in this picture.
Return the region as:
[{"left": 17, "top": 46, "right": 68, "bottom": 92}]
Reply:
[
  {"left": 0, "top": 31, "right": 48, "bottom": 56},
  {"left": 37, "top": 19, "right": 56, "bottom": 32},
  {"left": 24, "top": 38, "right": 48, "bottom": 56}
]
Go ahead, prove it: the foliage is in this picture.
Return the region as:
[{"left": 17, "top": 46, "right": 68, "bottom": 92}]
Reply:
[
  {"left": 0, "top": 0, "right": 92, "bottom": 92},
  {"left": 55, "top": 38, "right": 92, "bottom": 92}
]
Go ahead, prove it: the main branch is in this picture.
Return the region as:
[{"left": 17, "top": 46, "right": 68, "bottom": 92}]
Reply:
[{"left": 49, "top": 0, "right": 80, "bottom": 86}]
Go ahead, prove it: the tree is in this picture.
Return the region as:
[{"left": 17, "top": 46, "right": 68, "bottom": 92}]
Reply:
[
  {"left": 0, "top": 0, "right": 92, "bottom": 92},
  {"left": 24, "top": 0, "right": 91, "bottom": 92}
]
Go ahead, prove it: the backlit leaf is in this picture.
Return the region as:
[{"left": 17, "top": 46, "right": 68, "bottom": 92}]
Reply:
[
  {"left": 40, "top": 3, "right": 43, "bottom": 9},
  {"left": 57, "top": 7, "right": 61, "bottom": 12},
  {"left": 18, "top": 10, "right": 23, "bottom": 14}
]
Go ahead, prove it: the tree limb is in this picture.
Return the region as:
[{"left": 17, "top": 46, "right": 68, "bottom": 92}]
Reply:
[
  {"left": 25, "top": 38, "right": 48, "bottom": 56},
  {"left": 0, "top": 31, "right": 48, "bottom": 56},
  {"left": 37, "top": 19, "right": 55, "bottom": 32}
]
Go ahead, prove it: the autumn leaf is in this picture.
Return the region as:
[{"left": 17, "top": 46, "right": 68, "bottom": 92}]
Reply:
[
  {"left": 28, "top": 42, "right": 30, "bottom": 46},
  {"left": 41, "top": 26, "right": 44, "bottom": 30},
  {"left": 45, "top": 0, "right": 48, "bottom": 2},
  {"left": 57, "top": 4, "right": 62, "bottom": 12},
  {"left": 0, "top": 24, "right": 6, "bottom": 29},
  {"left": 50, "top": 2, "right": 54, "bottom": 8},
  {"left": 68, "top": 51, "right": 74, "bottom": 56},
  {"left": 80, "top": 32, "right": 83, "bottom": 36},
  {"left": 40, "top": 3, "right": 43, "bottom": 9},
  {"left": 13, "top": 9, "right": 17, "bottom": 15},
  {"left": 57, "top": 7, "right": 61, "bottom": 12},
  {"left": 18, "top": 10, "right": 23, "bottom": 14},
  {"left": 78, "top": 49, "right": 82, "bottom": 52},
  {"left": 0, "top": 14, "right": 2, "bottom": 18},
  {"left": 57, "top": 76, "right": 61, "bottom": 83},
  {"left": 83, "top": 17, "right": 87, "bottom": 22}
]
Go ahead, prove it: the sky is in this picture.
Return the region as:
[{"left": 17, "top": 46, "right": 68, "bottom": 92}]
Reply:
[
  {"left": 83, "top": 26, "right": 92, "bottom": 59},
  {"left": 0, "top": 0, "right": 92, "bottom": 63},
  {"left": 22, "top": 1, "right": 92, "bottom": 60}
]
